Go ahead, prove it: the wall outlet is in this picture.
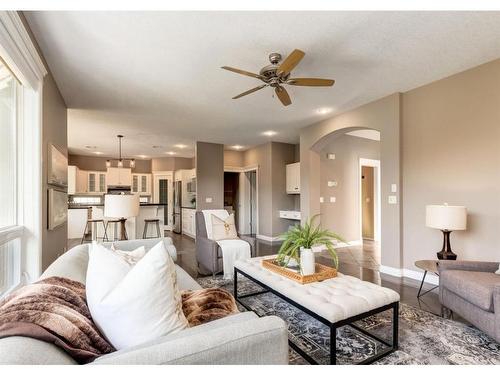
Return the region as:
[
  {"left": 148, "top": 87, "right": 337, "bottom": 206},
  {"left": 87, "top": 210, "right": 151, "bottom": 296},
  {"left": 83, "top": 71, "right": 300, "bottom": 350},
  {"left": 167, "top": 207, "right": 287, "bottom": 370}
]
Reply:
[
  {"left": 327, "top": 153, "right": 336, "bottom": 160},
  {"left": 319, "top": 197, "right": 324, "bottom": 203},
  {"left": 205, "top": 197, "right": 212, "bottom": 203},
  {"left": 388, "top": 195, "right": 397, "bottom": 204},
  {"left": 327, "top": 181, "right": 338, "bottom": 187},
  {"left": 330, "top": 196, "right": 336, "bottom": 203},
  {"left": 391, "top": 184, "right": 397, "bottom": 193}
]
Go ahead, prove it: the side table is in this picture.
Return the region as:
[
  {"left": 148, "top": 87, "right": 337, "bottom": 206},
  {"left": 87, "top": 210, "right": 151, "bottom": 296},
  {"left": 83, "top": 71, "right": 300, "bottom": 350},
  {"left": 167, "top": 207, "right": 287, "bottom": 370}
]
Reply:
[{"left": 414, "top": 260, "right": 439, "bottom": 298}]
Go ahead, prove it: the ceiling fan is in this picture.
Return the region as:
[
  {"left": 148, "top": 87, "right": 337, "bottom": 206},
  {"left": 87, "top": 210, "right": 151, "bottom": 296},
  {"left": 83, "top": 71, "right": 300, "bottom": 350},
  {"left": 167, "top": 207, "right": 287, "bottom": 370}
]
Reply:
[{"left": 221, "top": 49, "right": 334, "bottom": 107}]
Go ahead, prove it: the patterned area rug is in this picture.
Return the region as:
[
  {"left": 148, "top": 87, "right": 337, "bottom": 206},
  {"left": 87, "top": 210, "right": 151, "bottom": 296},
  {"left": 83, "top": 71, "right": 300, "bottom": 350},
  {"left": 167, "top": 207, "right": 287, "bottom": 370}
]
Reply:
[{"left": 197, "top": 275, "right": 500, "bottom": 365}]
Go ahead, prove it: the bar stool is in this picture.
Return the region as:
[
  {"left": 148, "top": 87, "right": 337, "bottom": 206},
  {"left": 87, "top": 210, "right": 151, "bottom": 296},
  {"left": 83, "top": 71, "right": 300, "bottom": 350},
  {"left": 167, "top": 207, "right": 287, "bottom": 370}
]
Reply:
[
  {"left": 81, "top": 219, "right": 108, "bottom": 244},
  {"left": 105, "top": 219, "right": 122, "bottom": 241},
  {"left": 143, "top": 219, "right": 161, "bottom": 239}
]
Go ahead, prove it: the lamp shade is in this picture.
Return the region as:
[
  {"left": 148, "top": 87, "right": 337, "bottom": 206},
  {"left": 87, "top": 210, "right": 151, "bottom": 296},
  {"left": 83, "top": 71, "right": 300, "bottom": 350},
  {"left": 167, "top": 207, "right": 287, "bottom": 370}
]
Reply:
[
  {"left": 105, "top": 194, "right": 140, "bottom": 219},
  {"left": 425, "top": 204, "right": 467, "bottom": 231}
]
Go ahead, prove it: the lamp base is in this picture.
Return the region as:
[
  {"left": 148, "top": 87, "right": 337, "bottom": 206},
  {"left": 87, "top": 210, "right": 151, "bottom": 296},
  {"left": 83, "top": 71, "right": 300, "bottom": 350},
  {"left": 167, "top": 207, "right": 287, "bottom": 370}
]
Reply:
[
  {"left": 119, "top": 218, "right": 128, "bottom": 241},
  {"left": 436, "top": 230, "right": 457, "bottom": 260}
]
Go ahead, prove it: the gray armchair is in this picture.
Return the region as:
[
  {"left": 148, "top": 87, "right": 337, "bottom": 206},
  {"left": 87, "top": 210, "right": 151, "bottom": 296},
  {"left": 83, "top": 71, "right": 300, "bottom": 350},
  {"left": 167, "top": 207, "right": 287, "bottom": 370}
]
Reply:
[
  {"left": 195, "top": 211, "right": 256, "bottom": 277},
  {"left": 438, "top": 260, "right": 500, "bottom": 342}
]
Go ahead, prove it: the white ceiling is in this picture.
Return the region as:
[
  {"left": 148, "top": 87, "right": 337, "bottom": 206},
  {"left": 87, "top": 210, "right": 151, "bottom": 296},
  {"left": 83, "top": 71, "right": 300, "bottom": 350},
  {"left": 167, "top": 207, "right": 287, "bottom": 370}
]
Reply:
[{"left": 25, "top": 11, "right": 500, "bottom": 158}]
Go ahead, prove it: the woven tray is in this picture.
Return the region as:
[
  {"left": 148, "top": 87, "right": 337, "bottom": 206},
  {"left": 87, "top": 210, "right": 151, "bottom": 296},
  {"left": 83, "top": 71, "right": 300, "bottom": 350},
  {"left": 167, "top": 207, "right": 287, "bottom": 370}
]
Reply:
[{"left": 261, "top": 258, "right": 337, "bottom": 284}]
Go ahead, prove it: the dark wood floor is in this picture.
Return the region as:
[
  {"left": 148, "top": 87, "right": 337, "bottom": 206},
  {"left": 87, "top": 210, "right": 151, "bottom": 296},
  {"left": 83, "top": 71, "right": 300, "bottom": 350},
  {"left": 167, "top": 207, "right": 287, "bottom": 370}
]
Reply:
[{"left": 167, "top": 232, "right": 446, "bottom": 318}]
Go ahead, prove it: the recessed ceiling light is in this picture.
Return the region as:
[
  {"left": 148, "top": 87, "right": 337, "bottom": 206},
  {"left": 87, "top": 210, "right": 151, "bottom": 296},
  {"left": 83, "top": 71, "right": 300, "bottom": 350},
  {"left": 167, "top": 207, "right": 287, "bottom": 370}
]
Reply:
[
  {"left": 262, "top": 130, "right": 277, "bottom": 137},
  {"left": 174, "top": 144, "right": 187, "bottom": 149},
  {"left": 152, "top": 145, "right": 162, "bottom": 149},
  {"left": 85, "top": 145, "right": 97, "bottom": 149},
  {"left": 93, "top": 151, "right": 103, "bottom": 155},
  {"left": 316, "top": 107, "right": 333, "bottom": 115},
  {"left": 232, "top": 145, "right": 244, "bottom": 150},
  {"left": 166, "top": 151, "right": 176, "bottom": 156}
]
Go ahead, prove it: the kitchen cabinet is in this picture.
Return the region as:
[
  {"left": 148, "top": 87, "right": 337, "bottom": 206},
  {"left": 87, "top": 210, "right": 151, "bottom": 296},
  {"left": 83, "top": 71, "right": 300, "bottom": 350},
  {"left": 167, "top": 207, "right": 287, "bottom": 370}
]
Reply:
[
  {"left": 107, "top": 167, "right": 132, "bottom": 187},
  {"left": 68, "top": 166, "right": 89, "bottom": 194},
  {"left": 286, "top": 162, "right": 300, "bottom": 194},
  {"left": 87, "top": 171, "right": 107, "bottom": 193},
  {"left": 132, "top": 173, "right": 152, "bottom": 195},
  {"left": 181, "top": 208, "right": 196, "bottom": 238}
]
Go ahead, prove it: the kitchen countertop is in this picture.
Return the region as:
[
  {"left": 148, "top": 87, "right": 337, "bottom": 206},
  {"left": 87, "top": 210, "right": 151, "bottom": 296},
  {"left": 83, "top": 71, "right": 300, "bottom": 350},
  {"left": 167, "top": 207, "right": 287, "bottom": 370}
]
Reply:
[{"left": 68, "top": 203, "right": 168, "bottom": 209}]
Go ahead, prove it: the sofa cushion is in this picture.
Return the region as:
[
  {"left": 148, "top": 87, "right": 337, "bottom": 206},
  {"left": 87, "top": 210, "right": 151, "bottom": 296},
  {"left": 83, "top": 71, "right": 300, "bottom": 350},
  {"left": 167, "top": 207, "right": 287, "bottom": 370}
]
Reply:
[
  {"left": 0, "top": 336, "right": 77, "bottom": 364},
  {"left": 40, "top": 244, "right": 89, "bottom": 284},
  {"left": 441, "top": 270, "right": 500, "bottom": 312}
]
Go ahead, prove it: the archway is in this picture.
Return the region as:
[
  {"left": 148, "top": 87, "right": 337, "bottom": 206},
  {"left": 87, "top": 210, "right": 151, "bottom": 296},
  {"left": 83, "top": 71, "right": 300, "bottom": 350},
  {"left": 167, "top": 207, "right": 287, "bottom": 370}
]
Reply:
[{"left": 298, "top": 94, "right": 402, "bottom": 272}]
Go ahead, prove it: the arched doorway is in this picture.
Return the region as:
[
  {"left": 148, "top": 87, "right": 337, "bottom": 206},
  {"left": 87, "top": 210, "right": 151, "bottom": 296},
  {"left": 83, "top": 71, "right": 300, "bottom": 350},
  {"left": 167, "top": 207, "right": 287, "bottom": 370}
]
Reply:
[{"left": 298, "top": 94, "right": 402, "bottom": 273}]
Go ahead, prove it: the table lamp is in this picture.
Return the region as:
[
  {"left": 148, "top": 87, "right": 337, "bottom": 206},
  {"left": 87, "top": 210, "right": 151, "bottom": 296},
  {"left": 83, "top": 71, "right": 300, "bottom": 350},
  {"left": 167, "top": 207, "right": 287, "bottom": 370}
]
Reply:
[
  {"left": 105, "top": 194, "right": 140, "bottom": 240},
  {"left": 425, "top": 204, "right": 467, "bottom": 260}
]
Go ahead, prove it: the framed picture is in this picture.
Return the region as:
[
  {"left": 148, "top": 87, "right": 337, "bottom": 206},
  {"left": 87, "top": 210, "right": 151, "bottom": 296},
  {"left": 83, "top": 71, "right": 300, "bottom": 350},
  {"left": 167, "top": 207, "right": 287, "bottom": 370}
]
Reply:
[
  {"left": 48, "top": 143, "right": 68, "bottom": 188},
  {"left": 48, "top": 188, "right": 68, "bottom": 230}
]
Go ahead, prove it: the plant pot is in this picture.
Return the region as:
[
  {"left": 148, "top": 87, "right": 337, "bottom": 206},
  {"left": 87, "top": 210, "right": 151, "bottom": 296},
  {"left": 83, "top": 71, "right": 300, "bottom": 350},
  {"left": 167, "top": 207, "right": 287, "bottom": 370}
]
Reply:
[{"left": 300, "top": 247, "right": 315, "bottom": 276}]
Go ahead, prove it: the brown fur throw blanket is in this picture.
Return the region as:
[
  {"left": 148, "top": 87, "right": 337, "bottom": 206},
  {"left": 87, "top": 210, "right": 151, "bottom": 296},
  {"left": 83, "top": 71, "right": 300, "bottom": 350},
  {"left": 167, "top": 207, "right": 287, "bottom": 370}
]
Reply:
[
  {"left": 0, "top": 277, "right": 114, "bottom": 363},
  {"left": 182, "top": 287, "right": 239, "bottom": 327}
]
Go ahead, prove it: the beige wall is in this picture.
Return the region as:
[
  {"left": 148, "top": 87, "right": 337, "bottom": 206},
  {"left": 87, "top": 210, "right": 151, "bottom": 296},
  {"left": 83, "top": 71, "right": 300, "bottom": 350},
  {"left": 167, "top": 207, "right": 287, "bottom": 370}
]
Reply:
[
  {"left": 300, "top": 94, "right": 402, "bottom": 268},
  {"left": 196, "top": 142, "right": 224, "bottom": 210},
  {"left": 68, "top": 154, "right": 152, "bottom": 173},
  {"left": 152, "top": 156, "right": 194, "bottom": 172},
  {"left": 319, "top": 135, "right": 380, "bottom": 242},
  {"left": 402, "top": 58, "right": 500, "bottom": 269},
  {"left": 224, "top": 150, "right": 245, "bottom": 168},
  {"left": 41, "top": 73, "right": 68, "bottom": 270}
]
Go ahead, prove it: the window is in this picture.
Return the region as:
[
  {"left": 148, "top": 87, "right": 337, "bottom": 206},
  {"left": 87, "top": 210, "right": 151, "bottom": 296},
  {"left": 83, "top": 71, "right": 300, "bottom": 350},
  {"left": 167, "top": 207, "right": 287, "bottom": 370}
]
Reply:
[{"left": 0, "top": 58, "right": 21, "bottom": 295}]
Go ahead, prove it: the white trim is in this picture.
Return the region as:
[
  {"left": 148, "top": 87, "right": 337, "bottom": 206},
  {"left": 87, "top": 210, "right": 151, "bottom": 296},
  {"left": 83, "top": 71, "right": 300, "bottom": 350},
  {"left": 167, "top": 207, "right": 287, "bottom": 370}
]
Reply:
[
  {"left": 0, "top": 12, "right": 47, "bottom": 89},
  {"left": 380, "top": 265, "right": 439, "bottom": 286},
  {"left": 224, "top": 164, "right": 259, "bottom": 173},
  {"left": 0, "top": 226, "right": 23, "bottom": 247},
  {"left": 256, "top": 234, "right": 282, "bottom": 243},
  {"left": 359, "top": 158, "right": 381, "bottom": 243}
]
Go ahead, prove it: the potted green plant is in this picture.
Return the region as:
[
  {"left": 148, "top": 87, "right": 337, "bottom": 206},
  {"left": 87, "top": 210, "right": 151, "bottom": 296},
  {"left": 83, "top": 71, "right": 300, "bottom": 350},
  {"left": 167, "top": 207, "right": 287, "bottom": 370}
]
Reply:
[{"left": 277, "top": 215, "right": 343, "bottom": 274}]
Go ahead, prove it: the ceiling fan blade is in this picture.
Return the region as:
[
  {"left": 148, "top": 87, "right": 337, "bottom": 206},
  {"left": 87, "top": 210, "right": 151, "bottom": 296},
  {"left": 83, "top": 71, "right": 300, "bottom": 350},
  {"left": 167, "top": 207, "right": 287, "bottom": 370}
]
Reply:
[
  {"left": 221, "top": 66, "right": 262, "bottom": 79},
  {"left": 287, "top": 78, "right": 335, "bottom": 87},
  {"left": 232, "top": 84, "right": 267, "bottom": 99},
  {"left": 277, "top": 49, "right": 305, "bottom": 76},
  {"left": 275, "top": 86, "right": 291, "bottom": 106}
]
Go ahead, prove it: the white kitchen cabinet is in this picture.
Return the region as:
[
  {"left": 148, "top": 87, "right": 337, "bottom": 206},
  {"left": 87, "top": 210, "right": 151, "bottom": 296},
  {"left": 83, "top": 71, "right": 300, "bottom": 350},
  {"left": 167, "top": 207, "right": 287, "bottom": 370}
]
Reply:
[
  {"left": 106, "top": 167, "right": 132, "bottom": 187},
  {"left": 132, "top": 173, "right": 152, "bottom": 195},
  {"left": 68, "top": 166, "right": 89, "bottom": 194},
  {"left": 286, "top": 162, "right": 300, "bottom": 194},
  {"left": 87, "top": 171, "right": 107, "bottom": 193},
  {"left": 181, "top": 208, "right": 196, "bottom": 238}
]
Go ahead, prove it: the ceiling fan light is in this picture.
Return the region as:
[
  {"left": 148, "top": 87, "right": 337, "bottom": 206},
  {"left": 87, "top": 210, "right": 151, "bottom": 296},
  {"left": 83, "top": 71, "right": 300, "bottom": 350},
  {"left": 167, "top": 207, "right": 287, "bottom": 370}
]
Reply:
[{"left": 106, "top": 160, "right": 111, "bottom": 168}]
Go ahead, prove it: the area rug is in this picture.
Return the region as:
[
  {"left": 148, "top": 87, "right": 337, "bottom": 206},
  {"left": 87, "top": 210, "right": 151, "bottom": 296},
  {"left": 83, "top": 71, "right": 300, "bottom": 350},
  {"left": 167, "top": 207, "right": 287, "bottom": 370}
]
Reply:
[{"left": 197, "top": 275, "right": 500, "bottom": 365}]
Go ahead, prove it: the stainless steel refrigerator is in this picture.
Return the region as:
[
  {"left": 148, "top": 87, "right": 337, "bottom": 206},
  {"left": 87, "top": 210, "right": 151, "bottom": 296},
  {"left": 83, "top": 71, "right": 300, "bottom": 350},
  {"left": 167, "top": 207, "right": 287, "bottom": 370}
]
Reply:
[{"left": 173, "top": 180, "right": 182, "bottom": 233}]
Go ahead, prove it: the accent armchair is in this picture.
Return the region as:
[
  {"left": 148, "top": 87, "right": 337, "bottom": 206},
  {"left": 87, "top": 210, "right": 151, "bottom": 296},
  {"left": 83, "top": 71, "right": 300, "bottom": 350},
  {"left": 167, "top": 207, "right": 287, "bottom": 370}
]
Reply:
[
  {"left": 438, "top": 260, "right": 500, "bottom": 342},
  {"left": 195, "top": 211, "right": 256, "bottom": 277}
]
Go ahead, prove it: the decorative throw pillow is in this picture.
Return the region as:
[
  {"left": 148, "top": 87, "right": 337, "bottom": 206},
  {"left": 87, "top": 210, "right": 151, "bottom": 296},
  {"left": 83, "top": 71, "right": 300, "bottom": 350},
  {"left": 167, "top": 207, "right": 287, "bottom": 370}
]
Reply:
[
  {"left": 110, "top": 243, "right": 146, "bottom": 265},
  {"left": 86, "top": 241, "right": 188, "bottom": 350},
  {"left": 211, "top": 213, "right": 238, "bottom": 241},
  {"left": 496, "top": 264, "right": 500, "bottom": 275}
]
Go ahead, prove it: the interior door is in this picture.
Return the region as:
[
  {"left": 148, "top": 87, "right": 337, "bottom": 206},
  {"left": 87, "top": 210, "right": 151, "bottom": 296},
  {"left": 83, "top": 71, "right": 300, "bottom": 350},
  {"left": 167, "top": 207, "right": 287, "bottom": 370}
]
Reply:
[{"left": 153, "top": 174, "right": 173, "bottom": 231}]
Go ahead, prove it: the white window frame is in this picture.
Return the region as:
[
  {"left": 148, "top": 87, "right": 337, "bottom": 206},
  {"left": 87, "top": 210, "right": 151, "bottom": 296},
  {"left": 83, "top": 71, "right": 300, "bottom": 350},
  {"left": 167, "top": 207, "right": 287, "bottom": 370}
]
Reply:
[{"left": 0, "top": 11, "right": 47, "bottom": 287}]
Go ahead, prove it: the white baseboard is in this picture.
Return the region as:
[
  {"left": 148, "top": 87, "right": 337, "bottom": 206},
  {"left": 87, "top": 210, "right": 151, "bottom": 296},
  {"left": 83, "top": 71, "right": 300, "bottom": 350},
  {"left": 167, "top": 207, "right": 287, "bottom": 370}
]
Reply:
[
  {"left": 256, "top": 234, "right": 282, "bottom": 243},
  {"left": 380, "top": 265, "right": 439, "bottom": 286}
]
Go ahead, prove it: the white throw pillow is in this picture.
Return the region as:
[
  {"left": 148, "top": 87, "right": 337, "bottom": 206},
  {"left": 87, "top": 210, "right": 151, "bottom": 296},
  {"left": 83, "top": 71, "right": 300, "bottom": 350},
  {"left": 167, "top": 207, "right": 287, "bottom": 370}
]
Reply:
[
  {"left": 110, "top": 243, "right": 146, "bottom": 265},
  {"left": 86, "top": 241, "right": 188, "bottom": 350},
  {"left": 211, "top": 213, "right": 238, "bottom": 241},
  {"left": 496, "top": 264, "right": 500, "bottom": 275}
]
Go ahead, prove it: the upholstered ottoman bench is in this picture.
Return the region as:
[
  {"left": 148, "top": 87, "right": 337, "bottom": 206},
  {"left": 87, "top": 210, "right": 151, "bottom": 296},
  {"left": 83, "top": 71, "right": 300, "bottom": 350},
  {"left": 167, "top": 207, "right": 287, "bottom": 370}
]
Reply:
[{"left": 234, "top": 256, "right": 400, "bottom": 365}]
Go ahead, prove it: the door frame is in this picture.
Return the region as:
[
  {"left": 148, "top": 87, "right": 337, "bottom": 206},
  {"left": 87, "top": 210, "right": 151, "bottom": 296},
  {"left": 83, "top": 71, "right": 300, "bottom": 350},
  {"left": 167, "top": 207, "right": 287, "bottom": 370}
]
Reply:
[
  {"left": 153, "top": 171, "right": 173, "bottom": 231},
  {"left": 358, "top": 158, "right": 381, "bottom": 242},
  {"left": 224, "top": 165, "right": 259, "bottom": 236}
]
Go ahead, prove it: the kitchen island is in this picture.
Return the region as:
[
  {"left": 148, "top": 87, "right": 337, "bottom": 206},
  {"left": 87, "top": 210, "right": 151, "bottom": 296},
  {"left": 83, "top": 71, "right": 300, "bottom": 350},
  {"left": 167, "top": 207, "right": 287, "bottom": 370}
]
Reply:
[{"left": 68, "top": 203, "right": 167, "bottom": 240}]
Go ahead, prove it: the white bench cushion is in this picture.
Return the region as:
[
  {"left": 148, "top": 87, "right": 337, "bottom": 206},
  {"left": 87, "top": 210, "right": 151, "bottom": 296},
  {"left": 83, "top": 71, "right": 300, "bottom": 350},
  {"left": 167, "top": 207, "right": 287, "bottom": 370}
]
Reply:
[{"left": 235, "top": 257, "right": 400, "bottom": 324}]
